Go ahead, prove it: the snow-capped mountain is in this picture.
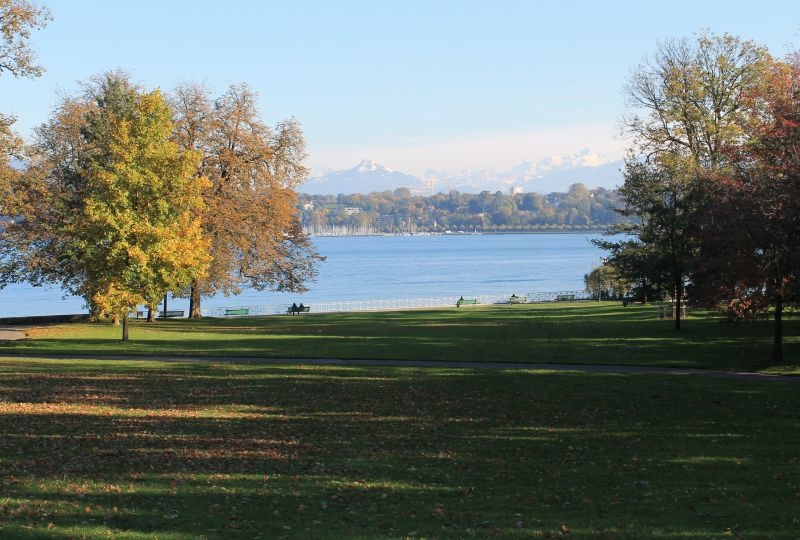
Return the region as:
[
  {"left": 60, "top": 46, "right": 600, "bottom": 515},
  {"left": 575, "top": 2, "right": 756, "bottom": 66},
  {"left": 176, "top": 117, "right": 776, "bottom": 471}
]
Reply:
[
  {"left": 305, "top": 159, "right": 419, "bottom": 195},
  {"left": 303, "top": 151, "right": 624, "bottom": 195}
]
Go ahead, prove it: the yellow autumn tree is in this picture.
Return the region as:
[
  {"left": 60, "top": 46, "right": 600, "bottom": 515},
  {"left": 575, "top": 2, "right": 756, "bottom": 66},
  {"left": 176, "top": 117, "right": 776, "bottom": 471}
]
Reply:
[{"left": 0, "top": 73, "right": 209, "bottom": 339}]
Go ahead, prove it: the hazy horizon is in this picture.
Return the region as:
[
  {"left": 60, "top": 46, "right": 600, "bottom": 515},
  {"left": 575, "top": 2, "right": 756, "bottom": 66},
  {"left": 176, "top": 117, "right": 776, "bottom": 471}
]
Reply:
[{"left": 4, "top": 1, "right": 798, "bottom": 175}]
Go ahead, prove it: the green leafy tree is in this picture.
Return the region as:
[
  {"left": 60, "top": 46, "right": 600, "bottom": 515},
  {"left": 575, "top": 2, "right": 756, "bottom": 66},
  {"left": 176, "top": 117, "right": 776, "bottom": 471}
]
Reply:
[
  {"left": 600, "top": 32, "right": 773, "bottom": 329},
  {"left": 584, "top": 264, "right": 628, "bottom": 301},
  {"left": 597, "top": 156, "right": 700, "bottom": 326}
]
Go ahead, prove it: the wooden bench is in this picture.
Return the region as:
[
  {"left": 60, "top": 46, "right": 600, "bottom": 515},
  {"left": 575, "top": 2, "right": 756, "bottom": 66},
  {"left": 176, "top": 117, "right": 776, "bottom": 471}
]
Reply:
[
  {"left": 158, "top": 310, "right": 185, "bottom": 318},
  {"left": 555, "top": 294, "right": 575, "bottom": 302},
  {"left": 507, "top": 295, "right": 527, "bottom": 304},
  {"left": 224, "top": 308, "right": 249, "bottom": 317},
  {"left": 287, "top": 305, "right": 311, "bottom": 315},
  {"left": 456, "top": 298, "right": 478, "bottom": 307}
]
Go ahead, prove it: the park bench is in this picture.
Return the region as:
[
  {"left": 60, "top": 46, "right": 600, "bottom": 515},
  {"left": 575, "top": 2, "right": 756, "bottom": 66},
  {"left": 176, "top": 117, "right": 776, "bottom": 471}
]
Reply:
[
  {"left": 224, "top": 308, "right": 249, "bottom": 317},
  {"left": 287, "top": 305, "right": 311, "bottom": 315},
  {"left": 555, "top": 294, "right": 575, "bottom": 302},
  {"left": 456, "top": 297, "right": 478, "bottom": 307},
  {"left": 158, "top": 310, "right": 184, "bottom": 318},
  {"left": 507, "top": 295, "right": 527, "bottom": 304}
]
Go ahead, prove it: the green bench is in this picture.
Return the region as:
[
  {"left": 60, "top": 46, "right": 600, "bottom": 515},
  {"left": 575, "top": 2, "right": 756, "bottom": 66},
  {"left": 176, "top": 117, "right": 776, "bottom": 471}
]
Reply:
[
  {"left": 507, "top": 295, "right": 527, "bottom": 304},
  {"left": 456, "top": 297, "right": 478, "bottom": 307},
  {"left": 555, "top": 294, "right": 575, "bottom": 302},
  {"left": 224, "top": 308, "right": 249, "bottom": 317},
  {"left": 287, "top": 305, "right": 310, "bottom": 315},
  {"left": 158, "top": 310, "right": 184, "bottom": 318}
]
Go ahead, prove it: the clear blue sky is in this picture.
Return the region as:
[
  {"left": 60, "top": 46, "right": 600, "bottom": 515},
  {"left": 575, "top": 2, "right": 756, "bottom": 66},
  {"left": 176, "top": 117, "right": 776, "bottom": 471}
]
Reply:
[{"left": 3, "top": 0, "right": 799, "bottom": 175}]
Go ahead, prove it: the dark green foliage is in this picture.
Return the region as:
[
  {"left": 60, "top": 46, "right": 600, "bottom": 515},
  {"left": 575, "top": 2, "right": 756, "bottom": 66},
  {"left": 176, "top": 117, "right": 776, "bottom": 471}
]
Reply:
[{"left": 594, "top": 158, "right": 702, "bottom": 329}]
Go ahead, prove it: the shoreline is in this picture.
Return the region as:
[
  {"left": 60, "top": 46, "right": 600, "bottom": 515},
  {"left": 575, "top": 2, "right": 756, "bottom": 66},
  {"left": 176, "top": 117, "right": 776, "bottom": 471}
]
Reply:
[{"left": 307, "top": 229, "right": 608, "bottom": 238}]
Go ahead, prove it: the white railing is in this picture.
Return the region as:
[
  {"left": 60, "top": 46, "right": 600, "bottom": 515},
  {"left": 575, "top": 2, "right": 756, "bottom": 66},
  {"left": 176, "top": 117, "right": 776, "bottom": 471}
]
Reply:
[{"left": 202, "top": 290, "right": 593, "bottom": 317}]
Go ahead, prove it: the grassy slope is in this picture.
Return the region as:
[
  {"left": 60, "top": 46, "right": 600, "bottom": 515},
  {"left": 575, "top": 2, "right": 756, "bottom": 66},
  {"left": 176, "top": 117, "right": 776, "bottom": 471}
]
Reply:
[
  {"left": 0, "top": 358, "right": 798, "bottom": 539},
  {"left": 2, "top": 302, "right": 798, "bottom": 372}
]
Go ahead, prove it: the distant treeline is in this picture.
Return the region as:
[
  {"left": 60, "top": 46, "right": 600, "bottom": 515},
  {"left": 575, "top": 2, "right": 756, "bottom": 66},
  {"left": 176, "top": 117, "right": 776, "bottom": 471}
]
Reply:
[{"left": 298, "top": 183, "right": 627, "bottom": 234}]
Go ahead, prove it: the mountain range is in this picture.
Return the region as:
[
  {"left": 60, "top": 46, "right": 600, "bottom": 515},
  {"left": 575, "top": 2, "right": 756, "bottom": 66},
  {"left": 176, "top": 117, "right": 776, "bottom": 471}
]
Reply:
[{"left": 303, "top": 149, "right": 625, "bottom": 195}]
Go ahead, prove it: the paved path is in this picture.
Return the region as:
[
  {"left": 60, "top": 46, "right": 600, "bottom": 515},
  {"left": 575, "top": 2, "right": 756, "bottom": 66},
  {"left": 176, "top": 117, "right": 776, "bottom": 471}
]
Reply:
[
  {"left": 0, "top": 326, "right": 32, "bottom": 341},
  {"left": 2, "top": 324, "right": 796, "bottom": 384},
  {"left": 2, "top": 351, "right": 797, "bottom": 384}
]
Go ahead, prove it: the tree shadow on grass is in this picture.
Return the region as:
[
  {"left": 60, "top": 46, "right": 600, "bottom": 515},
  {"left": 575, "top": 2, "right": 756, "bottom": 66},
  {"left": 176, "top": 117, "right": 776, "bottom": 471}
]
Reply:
[{"left": 1, "top": 364, "right": 799, "bottom": 538}]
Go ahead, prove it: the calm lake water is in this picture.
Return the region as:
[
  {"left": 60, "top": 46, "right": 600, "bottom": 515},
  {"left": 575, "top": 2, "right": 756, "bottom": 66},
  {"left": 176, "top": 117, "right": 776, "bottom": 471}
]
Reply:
[{"left": 0, "top": 233, "right": 606, "bottom": 317}]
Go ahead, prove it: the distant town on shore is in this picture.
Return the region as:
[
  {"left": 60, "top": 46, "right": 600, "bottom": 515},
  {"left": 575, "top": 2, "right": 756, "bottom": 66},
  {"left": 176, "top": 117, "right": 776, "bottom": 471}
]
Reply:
[{"left": 299, "top": 183, "right": 626, "bottom": 236}]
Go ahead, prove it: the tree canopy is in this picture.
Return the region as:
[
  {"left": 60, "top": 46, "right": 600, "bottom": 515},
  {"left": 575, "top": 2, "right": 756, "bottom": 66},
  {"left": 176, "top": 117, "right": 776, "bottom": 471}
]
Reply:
[
  {"left": 0, "top": 73, "right": 210, "bottom": 339},
  {"left": 0, "top": 0, "right": 50, "bottom": 195},
  {"left": 602, "top": 30, "right": 799, "bottom": 359},
  {"left": 696, "top": 55, "right": 800, "bottom": 361},
  {"left": 171, "top": 83, "right": 322, "bottom": 318},
  {"left": 0, "top": 0, "right": 50, "bottom": 78}
]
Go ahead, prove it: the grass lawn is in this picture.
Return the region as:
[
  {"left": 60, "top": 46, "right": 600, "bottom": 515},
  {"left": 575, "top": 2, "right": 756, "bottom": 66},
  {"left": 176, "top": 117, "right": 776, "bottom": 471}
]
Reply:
[
  {"left": 0, "top": 303, "right": 798, "bottom": 538},
  {"left": 0, "top": 358, "right": 798, "bottom": 539},
  {"left": 2, "top": 302, "right": 798, "bottom": 372}
]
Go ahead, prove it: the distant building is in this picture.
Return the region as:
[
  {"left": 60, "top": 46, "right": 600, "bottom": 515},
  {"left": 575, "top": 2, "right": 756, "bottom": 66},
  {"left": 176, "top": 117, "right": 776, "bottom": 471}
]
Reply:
[
  {"left": 510, "top": 186, "right": 523, "bottom": 196},
  {"left": 545, "top": 194, "right": 561, "bottom": 206},
  {"left": 344, "top": 207, "right": 361, "bottom": 215}
]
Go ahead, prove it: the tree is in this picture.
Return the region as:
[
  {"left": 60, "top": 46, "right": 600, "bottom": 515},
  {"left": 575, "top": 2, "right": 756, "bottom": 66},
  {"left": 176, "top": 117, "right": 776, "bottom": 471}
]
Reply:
[
  {"left": 600, "top": 32, "right": 773, "bottom": 329},
  {"left": 0, "top": 73, "right": 210, "bottom": 339},
  {"left": 0, "top": 0, "right": 50, "bottom": 78},
  {"left": 599, "top": 156, "right": 701, "bottom": 328},
  {"left": 584, "top": 264, "right": 628, "bottom": 301},
  {"left": 0, "top": 0, "right": 50, "bottom": 191},
  {"left": 0, "top": 112, "right": 22, "bottom": 190},
  {"left": 698, "top": 55, "right": 800, "bottom": 361},
  {"left": 622, "top": 31, "right": 771, "bottom": 169},
  {"left": 172, "top": 83, "right": 322, "bottom": 318}
]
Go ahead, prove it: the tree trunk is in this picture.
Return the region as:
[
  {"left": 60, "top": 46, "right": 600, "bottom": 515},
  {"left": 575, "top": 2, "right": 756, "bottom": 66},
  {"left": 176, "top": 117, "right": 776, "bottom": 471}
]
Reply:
[
  {"left": 147, "top": 304, "right": 156, "bottom": 322},
  {"left": 189, "top": 280, "right": 203, "bottom": 319},
  {"left": 122, "top": 313, "right": 129, "bottom": 341},
  {"left": 772, "top": 292, "right": 784, "bottom": 363}
]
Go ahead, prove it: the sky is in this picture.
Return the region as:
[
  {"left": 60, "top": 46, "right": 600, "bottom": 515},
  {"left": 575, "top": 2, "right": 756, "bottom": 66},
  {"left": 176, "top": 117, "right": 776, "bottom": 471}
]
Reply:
[{"left": 3, "top": 1, "right": 800, "bottom": 176}]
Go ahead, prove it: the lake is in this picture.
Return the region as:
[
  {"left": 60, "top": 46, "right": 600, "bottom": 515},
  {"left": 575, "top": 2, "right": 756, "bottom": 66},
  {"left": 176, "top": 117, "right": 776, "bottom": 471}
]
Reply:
[{"left": 0, "top": 233, "right": 607, "bottom": 317}]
